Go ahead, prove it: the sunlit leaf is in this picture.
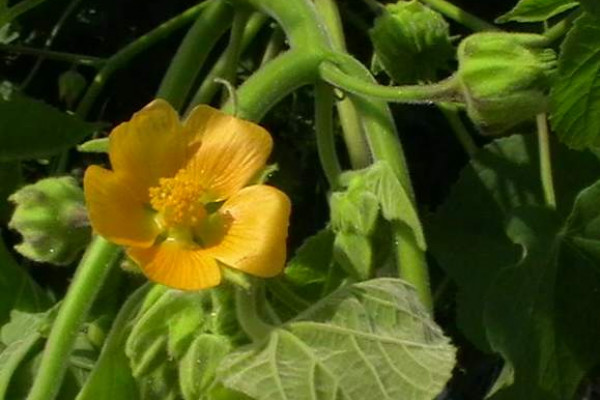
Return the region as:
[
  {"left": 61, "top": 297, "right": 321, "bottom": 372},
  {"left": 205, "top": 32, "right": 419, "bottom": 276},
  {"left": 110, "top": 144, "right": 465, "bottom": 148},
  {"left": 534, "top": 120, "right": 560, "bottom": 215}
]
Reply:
[
  {"left": 219, "top": 278, "right": 455, "bottom": 400},
  {"left": 496, "top": 0, "right": 578, "bottom": 23}
]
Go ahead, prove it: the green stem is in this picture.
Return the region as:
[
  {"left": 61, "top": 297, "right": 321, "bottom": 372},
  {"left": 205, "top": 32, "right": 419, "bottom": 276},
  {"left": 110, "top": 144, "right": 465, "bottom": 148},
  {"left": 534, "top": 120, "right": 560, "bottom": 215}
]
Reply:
[
  {"left": 320, "top": 62, "right": 462, "bottom": 104},
  {"left": 259, "top": 26, "right": 285, "bottom": 66},
  {"left": 394, "top": 223, "right": 432, "bottom": 310},
  {"left": 315, "top": 82, "right": 342, "bottom": 189},
  {"left": 235, "top": 282, "right": 273, "bottom": 342},
  {"left": 21, "top": 0, "right": 85, "bottom": 89},
  {"left": 75, "top": 1, "right": 211, "bottom": 117},
  {"left": 437, "top": 103, "right": 477, "bottom": 157},
  {"left": 536, "top": 113, "right": 556, "bottom": 209},
  {"left": 223, "top": 49, "right": 321, "bottom": 121},
  {"left": 26, "top": 237, "right": 121, "bottom": 400},
  {"left": 315, "top": 0, "right": 370, "bottom": 168},
  {"left": 185, "top": 12, "right": 267, "bottom": 112},
  {"left": 156, "top": 1, "right": 233, "bottom": 110},
  {"left": 0, "top": 44, "right": 103, "bottom": 67},
  {"left": 543, "top": 9, "right": 581, "bottom": 44},
  {"left": 218, "top": 10, "right": 250, "bottom": 99},
  {"left": 419, "top": 0, "right": 498, "bottom": 32},
  {"left": 233, "top": 0, "right": 329, "bottom": 51},
  {"left": 76, "top": 283, "right": 151, "bottom": 400}
]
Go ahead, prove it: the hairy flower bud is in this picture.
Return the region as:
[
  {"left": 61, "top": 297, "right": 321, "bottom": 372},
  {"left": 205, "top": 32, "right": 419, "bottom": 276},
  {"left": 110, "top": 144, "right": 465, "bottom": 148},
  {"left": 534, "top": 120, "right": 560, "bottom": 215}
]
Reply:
[
  {"left": 457, "top": 32, "right": 556, "bottom": 133},
  {"left": 8, "top": 177, "right": 91, "bottom": 266},
  {"left": 369, "top": 0, "right": 454, "bottom": 84}
]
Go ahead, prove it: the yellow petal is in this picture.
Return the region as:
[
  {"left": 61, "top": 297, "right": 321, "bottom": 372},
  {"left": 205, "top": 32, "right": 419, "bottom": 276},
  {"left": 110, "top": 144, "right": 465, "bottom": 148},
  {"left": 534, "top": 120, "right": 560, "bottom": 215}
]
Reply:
[
  {"left": 184, "top": 105, "right": 273, "bottom": 201},
  {"left": 109, "top": 99, "right": 192, "bottom": 198},
  {"left": 84, "top": 165, "right": 160, "bottom": 247},
  {"left": 204, "top": 185, "right": 291, "bottom": 277},
  {"left": 128, "top": 240, "right": 221, "bottom": 290}
]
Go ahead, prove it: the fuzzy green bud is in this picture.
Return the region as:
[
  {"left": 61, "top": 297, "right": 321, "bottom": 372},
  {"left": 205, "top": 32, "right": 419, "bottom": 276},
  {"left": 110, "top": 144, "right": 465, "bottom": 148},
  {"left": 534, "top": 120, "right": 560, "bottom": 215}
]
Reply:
[
  {"left": 457, "top": 32, "right": 556, "bottom": 133},
  {"left": 369, "top": 0, "right": 454, "bottom": 84},
  {"left": 8, "top": 177, "right": 91, "bottom": 266}
]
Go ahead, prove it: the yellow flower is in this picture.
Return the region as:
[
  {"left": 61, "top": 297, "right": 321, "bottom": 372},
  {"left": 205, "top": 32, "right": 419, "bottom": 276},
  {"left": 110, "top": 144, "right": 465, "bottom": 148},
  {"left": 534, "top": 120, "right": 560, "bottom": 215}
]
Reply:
[{"left": 84, "top": 100, "right": 291, "bottom": 290}]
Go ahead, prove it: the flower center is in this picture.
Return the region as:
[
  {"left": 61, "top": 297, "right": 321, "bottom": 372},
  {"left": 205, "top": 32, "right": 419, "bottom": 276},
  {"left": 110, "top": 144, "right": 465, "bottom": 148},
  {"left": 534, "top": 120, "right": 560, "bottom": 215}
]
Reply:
[{"left": 149, "top": 168, "right": 206, "bottom": 228}]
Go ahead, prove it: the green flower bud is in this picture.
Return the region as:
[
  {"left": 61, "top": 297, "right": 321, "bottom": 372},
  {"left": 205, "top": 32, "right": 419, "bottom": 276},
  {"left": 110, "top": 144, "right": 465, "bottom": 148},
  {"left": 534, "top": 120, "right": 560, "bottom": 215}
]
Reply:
[
  {"left": 369, "top": 0, "right": 454, "bottom": 84},
  {"left": 58, "top": 70, "right": 86, "bottom": 108},
  {"left": 456, "top": 32, "right": 556, "bottom": 133},
  {"left": 8, "top": 177, "right": 91, "bottom": 266}
]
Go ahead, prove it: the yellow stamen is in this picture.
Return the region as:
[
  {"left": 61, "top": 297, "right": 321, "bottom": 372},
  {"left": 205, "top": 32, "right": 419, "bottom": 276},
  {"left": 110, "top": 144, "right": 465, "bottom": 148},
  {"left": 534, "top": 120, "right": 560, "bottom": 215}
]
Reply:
[{"left": 149, "top": 168, "right": 206, "bottom": 228}]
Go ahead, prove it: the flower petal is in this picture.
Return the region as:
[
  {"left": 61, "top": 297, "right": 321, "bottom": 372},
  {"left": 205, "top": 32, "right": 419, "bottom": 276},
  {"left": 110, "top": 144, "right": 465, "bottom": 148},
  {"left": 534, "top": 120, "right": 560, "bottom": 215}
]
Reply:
[
  {"left": 184, "top": 105, "right": 273, "bottom": 201},
  {"left": 84, "top": 165, "right": 160, "bottom": 247},
  {"left": 109, "top": 99, "right": 191, "bottom": 198},
  {"left": 204, "top": 185, "right": 291, "bottom": 277},
  {"left": 128, "top": 240, "right": 221, "bottom": 290}
]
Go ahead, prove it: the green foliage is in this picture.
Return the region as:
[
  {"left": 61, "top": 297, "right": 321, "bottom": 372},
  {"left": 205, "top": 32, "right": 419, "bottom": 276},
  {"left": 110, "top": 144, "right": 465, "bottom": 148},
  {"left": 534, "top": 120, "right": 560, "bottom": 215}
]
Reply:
[
  {"left": 0, "top": 238, "right": 51, "bottom": 327},
  {"left": 496, "top": 0, "right": 578, "bottom": 23},
  {"left": 58, "top": 70, "right": 87, "bottom": 109},
  {"left": 484, "top": 200, "right": 600, "bottom": 399},
  {"left": 369, "top": 0, "right": 454, "bottom": 83},
  {"left": 550, "top": 14, "right": 600, "bottom": 149},
  {"left": 428, "top": 134, "right": 600, "bottom": 351},
  {"left": 579, "top": 0, "right": 600, "bottom": 16},
  {"left": 0, "top": 85, "right": 98, "bottom": 161},
  {"left": 218, "top": 278, "right": 456, "bottom": 400}
]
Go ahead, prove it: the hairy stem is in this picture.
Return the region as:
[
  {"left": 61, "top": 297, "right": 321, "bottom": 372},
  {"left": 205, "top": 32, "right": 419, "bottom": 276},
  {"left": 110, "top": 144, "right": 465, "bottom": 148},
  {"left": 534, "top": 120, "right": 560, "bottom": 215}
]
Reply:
[
  {"left": 26, "top": 237, "right": 121, "bottom": 400},
  {"left": 315, "top": 82, "right": 342, "bottom": 188},
  {"left": 419, "top": 0, "right": 498, "bottom": 32}
]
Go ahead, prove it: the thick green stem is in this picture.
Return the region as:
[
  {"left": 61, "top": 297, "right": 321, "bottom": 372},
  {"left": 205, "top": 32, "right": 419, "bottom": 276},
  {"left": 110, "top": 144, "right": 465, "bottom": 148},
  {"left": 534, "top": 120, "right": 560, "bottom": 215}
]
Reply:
[
  {"left": 536, "top": 113, "right": 556, "bottom": 209},
  {"left": 394, "top": 224, "right": 432, "bottom": 310},
  {"left": 315, "top": 82, "right": 342, "bottom": 189},
  {"left": 0, "top": 44, "right": 103, "bottom": 67},
  {"left": 419, "top": 0, "right": 498, "bottom": 32},
  {"left": 315, "top": 0, "right": 370, "bottom": 169},
  {"left": 235, "top": 283, "right": 272, "bottom": 342},
  {"left": 320, "top": 62, "right": 462, "bottom": 104},
  {"left": 76, "top": 1, "right": 210, "bottom": 117},
  {"left": 232, "top": 0, "right": 329, "bottom": 50},
  {"left": 223, "top": 49, "right": 321, "bottom": 121},
  {"left": 157, "top": 1, "right": 233, "bottom": 110},
  {"left": 438, "top": 103, "right": 477, "bottom": 157},
  {"left": 26, "top": 237, "right": 121, "bottom": 400},
  {"left": 185, "top": 12, "right": 267, "bottom": 112}
]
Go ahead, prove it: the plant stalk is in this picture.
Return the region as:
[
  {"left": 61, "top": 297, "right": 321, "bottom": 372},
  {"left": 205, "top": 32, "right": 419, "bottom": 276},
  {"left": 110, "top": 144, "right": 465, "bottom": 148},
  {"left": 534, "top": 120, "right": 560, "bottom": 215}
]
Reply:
[
  {"left": 26, "top": 237, "right": 121, "bottom": 400},
  {"left": 536, "top": 113, "right": 556, "bottom": 209}
]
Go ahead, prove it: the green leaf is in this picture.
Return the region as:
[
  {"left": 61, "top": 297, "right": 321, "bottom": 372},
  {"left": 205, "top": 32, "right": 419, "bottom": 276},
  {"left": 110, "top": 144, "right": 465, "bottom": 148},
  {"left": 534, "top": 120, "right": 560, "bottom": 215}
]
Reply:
[
  {"left": 284, "top": 229, "right": 334, "bottom": 289},
  {"left": 76, "top": 285, "right": 151, "bottom": 400},
  {"left": 0, "top": 238, "right": 51, "bottom": 326},
  {"left": 126, "top": 290, "right": 206, "bottom": 378},
  {"left": 179, "top": 334, "right": 231, "bottom": 400},
  {"left": 485, "top": 188, "right": 600, "bottom": 399},
  {"left": 218, "top": 278, "right": 456, "bottom": 400},
  {"left": 77, "top": 138, "right": 109, "bottom": 153},
  {"left": 339, "top": 161, "right": 425, "bottom": 249},
  {"left": 550, "top": 14, "right": 600, "bottom": 149},
  {"left": 0, "top": 162, "right": 22, "bottom": 222},
  {"left": 427, "top": 134, "right": 600, "bottom": 351},
  {"left": 579, "top": 0, "right": 600, "bottom": 17},
  {"left": 0, "top": 311, "right": 45, "bottom": 398},
  {"left": 330, "top": 187, "right": 379, "bottom": 236},
  {"left": 496, "top": 0, "right": 578, "bottom": 23},
  {"left": 0, "top": 85, "right": 98, "bottom": 161},
  {"left": 333, "top": 232, "right": 372, "bottom": 280}
]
